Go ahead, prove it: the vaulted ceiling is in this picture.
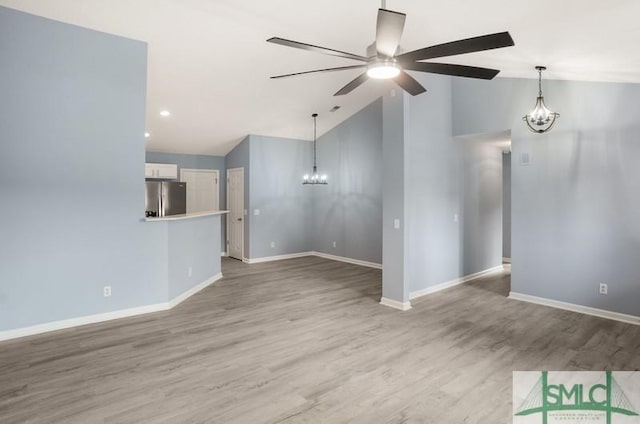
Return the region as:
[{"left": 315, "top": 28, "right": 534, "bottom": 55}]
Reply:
[{"left": 2, "top": 0, "right": 639, "bottom": 155}]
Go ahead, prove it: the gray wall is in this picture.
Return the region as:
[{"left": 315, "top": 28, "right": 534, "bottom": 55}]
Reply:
[
  {"left": 249, "top": 135, "right": 312, "bottom": 258},
  {"left": 458, "top": 140, "right": 503, "bottom": 275},
  {"left": 0, "top": 7, "right": 222, "bottom": 334},
  {"left": 453, "top": 76, "right": 640, "bottom": 317},
  {"left": 0, "top": 7, "right": 168, "bottom": 330},
  {"left": 146, "top": 151, "right": 226, "bottom": 252},
  {"left": 167, "top": 216, "right": 221, "bottom": 299},
  {"left": 404, "top": 74, "right": 462, "bottom": 293},
  {"left": 503, "top": 152, "right": 511, "bottom": 258},
  {"left": 226, "top": 104, "right": 383, "bottom": 264},
  {"left": 380, "top": 73, "right": 504, "bottom": 301},
  {"left": 382, "top": 87, "right": 409, "bottom": 302},
  {"left": 312, "top": 99, "right": 383, "bottom": 264},
  {"left": 225, "top": 136, "right": 251, "bottom": 258}
]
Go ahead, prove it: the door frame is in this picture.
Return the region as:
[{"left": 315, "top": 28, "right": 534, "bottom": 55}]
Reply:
[
  {"left": 226, "top": 167, "right": 244, "bottom": 261},
  {"left": 180, "top": 168, "right": 219, "bottom": 212}
]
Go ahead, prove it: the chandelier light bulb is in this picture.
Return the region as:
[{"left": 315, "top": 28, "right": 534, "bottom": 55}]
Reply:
[{"left": 523, "top": 66, "right": 559, "bottom": 133}]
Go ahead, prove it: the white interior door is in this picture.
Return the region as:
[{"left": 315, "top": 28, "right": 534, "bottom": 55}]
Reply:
[
  {"left": 227, "top": 168, "right": 244, "bottom": 260},
  {"left": 180, "top": 169, "right": 219, "bottom": 213}
]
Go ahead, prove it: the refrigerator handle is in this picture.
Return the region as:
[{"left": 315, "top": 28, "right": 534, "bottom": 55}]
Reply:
[{"left": 158, "top": 184, "right": 164, "bottom": 217}]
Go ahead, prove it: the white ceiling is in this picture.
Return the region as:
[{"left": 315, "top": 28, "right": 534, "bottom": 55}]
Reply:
[{"left": 2, "top": 0, "right": 640, "bottom": 155}]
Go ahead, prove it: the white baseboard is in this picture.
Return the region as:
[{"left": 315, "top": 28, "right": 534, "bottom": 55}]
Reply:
[
  {"left": 0, "top": 303, "right": 168, "bottom": 342},
  {"left": 245, "top": 251, "right": 382, "bottom": 269},
  {"left": 508, "top": 292, "right": 640, "bottom": 326},
  {"left": 221, "top": 251, "right": 227, "bottom": 257},
  {"left": 168, "top": 272, "right": 223, "bottom": 309},
  {"left": 410, "top": 264, "right": 505, "bottom": 300},
  {"left": 311, "top": 251, "right": 382, "bottom": 269},
  {"left": 0, "top": 273, "right": 224, "bottom": 342},
  {"left": 502, "top": 257, "right": 511, "bottom": 263},
  {"left": 380, "top": 297, "right": 412, "bottom": 311},
  {"left": 244, "top": 252, "right": 313, "bottom": 264}
]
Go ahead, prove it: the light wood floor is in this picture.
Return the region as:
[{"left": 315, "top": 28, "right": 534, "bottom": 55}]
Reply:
[{"left": 1, "top": 257, "right": 639, "bottom": 423}]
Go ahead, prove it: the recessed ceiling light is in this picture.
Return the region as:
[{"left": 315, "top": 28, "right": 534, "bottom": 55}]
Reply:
[
  {"left": 144, "top": 132, "right": 150, "bottom": 138},
  {"left": 160, "top": 110, "right": 171, "bottom": 117}
]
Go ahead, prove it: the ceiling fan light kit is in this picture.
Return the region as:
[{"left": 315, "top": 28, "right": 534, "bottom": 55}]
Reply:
[
  {"left": 303, "top": 113, "right": 328, "bottom": 185},
  {"left": 523, "top": 66, "right": 560, "bottom": 133},
  {"left": 267, "top": 2, "right": 515, "bottom": 97},
  {"left": 367, "top": 60, "right": 400, "bottom": 79}
]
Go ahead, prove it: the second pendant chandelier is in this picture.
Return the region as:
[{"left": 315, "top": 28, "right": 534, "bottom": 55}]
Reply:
[{"left": 303, "top": 113, "right": 328, "bottom": 185}]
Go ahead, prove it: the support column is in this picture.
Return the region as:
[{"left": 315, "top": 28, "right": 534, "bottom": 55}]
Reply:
[{"left": 381, "top": 86, "right": 411, "bottom": 310}]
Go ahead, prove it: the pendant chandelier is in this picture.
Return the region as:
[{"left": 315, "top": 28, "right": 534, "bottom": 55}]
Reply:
[
  {"left": 523, "top": 66, "right": 560, "bottom": 133},
  {"left": 302, "top": 113, "right": 327, "bottom": 185}
]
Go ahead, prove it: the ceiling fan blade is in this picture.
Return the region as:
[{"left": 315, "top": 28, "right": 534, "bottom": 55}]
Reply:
[
  {"left": 396, "top": 32, "right": 514, "bottom": 62},
  {"left": 402, "top": 62, "right": 500, "bottom": 80},
  {"left": 334, "top": 72, "right": 369, "bottom": 96},
  {"left": 267, "top": 37, "right": 368, "bottom": 62},
  {"left": 394, "top": 71, "right": 427, "bottom": 96},
  {"left": 271, "top": 65, "right": 366, "bottom": 79},
  {"left": 376, "top": 9, "right": 406, "bottom": 58}
]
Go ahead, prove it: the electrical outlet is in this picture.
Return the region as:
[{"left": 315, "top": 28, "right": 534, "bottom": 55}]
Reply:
[
  {"left": 188, "top": 267, "right": 193, "bottom": 277},
  {"left": 103, "top": 286, "right": 112, "bottom": 297},
  {"left": 332, "top": 241, "right": 336, "bottom": 248},
  {"left": 454, "top": 213, "right": 459, "bottom": 222},
  {"left": 270, "top": 241, "right": 275, "bottom": 248},
  {"left": 599, "top": 283, "right": 608, "bottom": 295},
  {"left": 254, "top": 209, "right": 260, "bottom": 216},
  {"left": 393, "top": 219, "right": 400, "bottom": 229}
]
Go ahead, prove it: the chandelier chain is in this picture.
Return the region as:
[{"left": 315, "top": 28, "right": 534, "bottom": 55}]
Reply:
[
  {"left": 313, "top": 114, "right": 317, "bottom": 172},
  {"left": 538, "top": 68, "right": 543, "bottom": 97}
]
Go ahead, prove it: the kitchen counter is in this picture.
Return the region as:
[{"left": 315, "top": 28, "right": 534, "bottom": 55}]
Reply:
[{"left": 144, "top": 210, "right": 229, "bottom": 222}]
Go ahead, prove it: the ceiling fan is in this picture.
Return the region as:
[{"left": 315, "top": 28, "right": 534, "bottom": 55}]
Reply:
[{"left": 267, "top": 2, "right": 514, "bottom": 96}]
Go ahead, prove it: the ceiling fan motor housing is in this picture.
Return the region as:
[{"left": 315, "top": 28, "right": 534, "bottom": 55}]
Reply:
[{"left": 366, "top": 42, "right": 404, "bottom": 58}]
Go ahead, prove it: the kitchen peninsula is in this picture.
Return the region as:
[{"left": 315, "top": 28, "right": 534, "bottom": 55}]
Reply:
[{"left": 145, "top": 210, "right": 229, "bottom": 305}]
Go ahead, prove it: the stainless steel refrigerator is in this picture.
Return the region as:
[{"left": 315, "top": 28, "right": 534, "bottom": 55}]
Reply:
[{"left": 145, "top": 181, "right": 187, "bottom": 217}]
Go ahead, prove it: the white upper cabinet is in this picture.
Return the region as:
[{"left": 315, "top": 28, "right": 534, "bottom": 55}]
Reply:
[{"left": 145, "top": 163, "right": 177, "bottom": 179}]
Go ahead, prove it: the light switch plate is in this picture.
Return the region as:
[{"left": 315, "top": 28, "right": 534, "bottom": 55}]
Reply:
[
  {"left": 393, "top": 219, "right": 400, "bottom": 229},
  {"left": 254, "top": 209, "right": 260, "bottom": 216}
]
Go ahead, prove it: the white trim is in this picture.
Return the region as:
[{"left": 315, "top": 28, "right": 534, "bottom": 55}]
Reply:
[
  {"left": 379, "top": 297, "right": 412, "bottom": 311},
  {"left": 311, "top": 251, "right": 382, "bottom": 269},
  {"left": 221, "top": 251, "right": 227, "bottom": 257},
  {"left": 0, "top": 273, "right": 224, "bottom": 342},
  {"left": 243, "top": 251, "right": 383, "bottom": 269},
  {"left": 244, "top": 252, "right": 313, "bottom": 264},
  {"left": 168, "top": 272, "right": 223, "bottom": 309},
  {"left": 508, "top": 292, "right": 640, "bottom": 326},
  {"left": 0, "top": 304, "right": 168, "bottom": 342},
  {"left": 502, "top": 257, "right": 511, "bottom": 263},
  {"left": 410, "top": 264, "right": 505, "bottom": 300}
]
